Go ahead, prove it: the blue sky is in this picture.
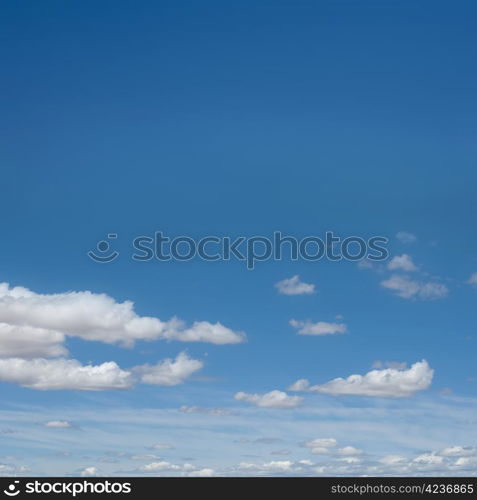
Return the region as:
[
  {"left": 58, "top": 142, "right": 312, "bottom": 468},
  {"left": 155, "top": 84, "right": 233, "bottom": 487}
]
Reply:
[{"left": 1, "top": 1, "right": 477, "bottom": 477}]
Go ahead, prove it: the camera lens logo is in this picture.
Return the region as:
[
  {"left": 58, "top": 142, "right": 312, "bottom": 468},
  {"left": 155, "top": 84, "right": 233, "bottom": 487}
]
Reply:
[
  {"left": 3, "top": 481, "right": 20, "bottom": 497},
  {"left": 88, "top": 233, "right": 119, "bottom": 263}
]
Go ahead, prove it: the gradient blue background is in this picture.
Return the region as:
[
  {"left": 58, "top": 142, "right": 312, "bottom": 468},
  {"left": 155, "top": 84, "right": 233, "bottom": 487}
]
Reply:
[{"left": 0, "top": 0, "right": 476, "bottom": 475}]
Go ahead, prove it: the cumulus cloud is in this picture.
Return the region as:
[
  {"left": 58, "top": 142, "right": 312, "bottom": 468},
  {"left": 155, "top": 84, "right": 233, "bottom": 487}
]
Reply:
[
  {"left": 387, "top": 254, "right": 418, "bottom": 272},
  {"left": 134, "top": 352, "right": 203, "bottom": 386},
  {"left": 43, "top": 420, "right": 73, "bottom": 428},
  {"left": 186, "top": 468, "right": 215, "bottom": 477},
  {"left": 234, "top": 390, "right": 303, "bottom": 409},
  {"left": 79, "top": 466, "right": 101, "bottom": 477},
  {"left": 289, "top": 360, "right": 433, "bottom": 397},
  {"left": 140, "top": 461, "right": 183, "bottom": 472},
  {"left": 290, "top": 319, "right": 347, "bottom": 336},
  {"left": 303, "top": 439, "right": 361, "bottom": 457},
  {"left": 0, "top": 358, "right": 133, "bottom": 391},
  {"left": 0, "top": 351, "right": 203, "bottom": 391},
  {"left": 0, "top": 323, "right": 67, "bottom": 359},
  {"left": 239, "top": 460, "right": 294, "bottom": 473},
  {"left": 275, "top": 276, "right": 315, "bottom": 296},
  {"left": 336, "top": 446, "right": 363, "bottom": 456},
  {"left": 0, "top": 282, "right": 244, "bottom": 346},
  {"left": 380, "top": 275, "right": 448, "bottom": 300},
  {"left": 396, "top": 231, "right": 417, "bottom": 244}
]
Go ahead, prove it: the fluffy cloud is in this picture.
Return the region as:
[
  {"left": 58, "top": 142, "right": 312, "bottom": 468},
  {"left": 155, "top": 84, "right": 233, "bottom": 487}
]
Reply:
[
  {"left": 79, "top": 467, "right": 101, "bottom": 477},
  {"left": 43, "top": 420, "right": 73, "bottom": 428},
  {"left": 336, "top": 446, "right": 363, "bottom": 456},
  {"left": 275, "top": 276, "right": 315, "bottom": 296},
  {"left": 186, "top": 468, "right": 215, "bottom": 477},
  {"left": 135, "top": 352, "right": 203, "bottom": 386},
  {"left": 303, "top": 439, "right": 361, "bottom": 457},
  {"left": 387, "top": 254, "right": 418, "bottom": 272},
  {"left": 396, "top": 231, "right": 417, "bottom": 244},
  {"left": 234, "top": 390, "right": 303, "bottom": 408},
  {"left": 289, "top": 360, "right": 433, "bottom": 397},
  {"left": 140, "top": 461, "right": 182, "bottom": 472},
  {"left": 290, "top": 319, "right": 347, "bottom": 336},
  {"left": 239, "top": 460, "right": 294, "bottom": 473},
  {"left": 0, "top": 352, "right": 202, "bottom": 391},
  {"left": 0, "top": 282, "right": 244, "bottom": 346},
  {"left": 0, "top": 323, "right": 67, "bottom": 358},
  {"left": 380, "top": 275, "right": 448, "bottom": 300},
  {"left": 0, "top": 358, "right": 133, "bottom": 391}
]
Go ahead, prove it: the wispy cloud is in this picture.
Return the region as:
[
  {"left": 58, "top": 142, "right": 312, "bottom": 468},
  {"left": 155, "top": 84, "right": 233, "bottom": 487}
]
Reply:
[
  {"left": 396, "top": 231, "right": 417, "bottom": 244},
  {"left": 290, "top": 319, "right": 347, "bottom": 336},
  {"left": 380, "top": 275, "right": 449, "bottom": 300}
]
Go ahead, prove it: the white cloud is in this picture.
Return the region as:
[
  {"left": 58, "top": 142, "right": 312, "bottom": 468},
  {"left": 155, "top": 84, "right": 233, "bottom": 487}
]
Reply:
[
  {"left": 0, "top": 351, "right": 203, "bottom": 391},
  {"left": 0, "top": 282, "right": 245, "bottom": 346},
  {"left": 186, "top": 468, "right": 215, "bottom": 477},
  {"left": 43, "top": 420, "right": 73, "bottom": 428},
  {"left": 239, "top": 460, "right": 294, "bottom": 473},
  {"left": 387, "top": 254, "right": 418, "bottom": 272},
  {"left": 440, "top": 446, "right": 477, "bottom": 457},
  {"left": 79, "top": 466, "right": 101, "bottom": 477},
  {"left": 303, "top": 439, "right": 361, "bottom": 457},
  {"left": 413, "top": 454, "right": 443, "bottom": 465},
  {"left": 288, "top": 379, "right": 311, "bottom": 392},
  {"left": 466, "top": 273, "right": 477, "bottom": 286},
  {"left": 454, "top": 457, "right": 477, "bottom": 468},
  {"left": 140, "top": 461, "right": 182, "bottom": 472},
  {"left": 380, "top": 275, "right": 448, "bottom": 300},
  {"left": 134, "top": 352, "right": 203, "bottom": 386},
  {"left": 336, "top": 446, "right": 363, "bottom": 456},
  {"left": 0, "top": 358, "right": 133, "bottom": 391},
  {"left": 234, "top": 390, "right": 303, "bottom": 409},
  {"left": 289, "top": 360, "right": 433, "bottom": 398},
  {"left": 290, "top": 319, "right": 347, "bottom": 336},
  {"left": 139, "top": 460, "right": 210, "bottom": 475},
  {"left": 0, "top": 323, "right": 67, "bottom": 359},
  {"left": 275, "top": 276, "right": 315, "bottom": 296},
  {"left": 396, "top": 231, "right": 417, "bottom": 244}
]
